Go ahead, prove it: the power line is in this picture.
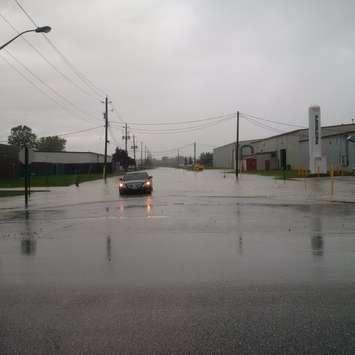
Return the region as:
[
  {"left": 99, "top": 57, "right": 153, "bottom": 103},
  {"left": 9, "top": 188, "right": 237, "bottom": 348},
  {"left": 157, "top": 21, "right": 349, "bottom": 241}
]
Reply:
[
  {"left": 53, "top": 125, "right": 103, "bottom": 137},
  {"left": 0, "top": 53, "right": 102, "bottom": 128},
  {"left": 2, "top": 124, "right": 102, "bottom": 146},
  {"left": 243, "top": 116, "right": 284, "bottom": 133},
  {"left": 12, "top": 0, "right": 106, "bottom": 98},
  {"left": 131, "top": 120, "right": 228, "bottom": 132},
  {"left": 110, "top": 112, "right": 236, "bottom": 126},
  {"left": 0, "top": 11, "right": 97, "bottom": 99},
  {"left": 151, "top": 143, "right": 194, "bottom": 154},
  {"left": 125, "top": 116, "right": 234, "bottom": 134},
  {"left": 241, "top": 112, "right": 305, "bottom": 128},
  {"left": 111, "top": 103, "right": 126, "bottom": 123},
  {"left": 42, "top": 36, "right": 105, "bottom": 98},
  {"left": 111, "top": 115, "right": 233, "bottom": 132},
  {"left": 1, "top": 53, "right": 73, "bottom": 112},
  {"left": 4, "top": 49, "right": 100, "bottom": 125},
  {"left": 242, "top": 115, "right": 284, "bottom": 134},
  {"left": 13, "top": 0, "right": 37, "bottom": 26},
  {"left": 108, "top": 125, "right": 120, "bottom": 146}
]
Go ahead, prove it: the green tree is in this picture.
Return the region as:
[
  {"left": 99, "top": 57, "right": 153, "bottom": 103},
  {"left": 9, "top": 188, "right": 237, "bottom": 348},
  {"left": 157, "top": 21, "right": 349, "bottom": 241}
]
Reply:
[
  {"left": 199, "top": 152, "right": 213, "bottom": 166},
  {"left": 112, "top": 148, "right": 130, "bottom": 170},
  {"left": 37, "top": 136, "right": 66, "bottom": 151},
  {"left": 8, "top": 125, "right": 37, "bottom": 148}
]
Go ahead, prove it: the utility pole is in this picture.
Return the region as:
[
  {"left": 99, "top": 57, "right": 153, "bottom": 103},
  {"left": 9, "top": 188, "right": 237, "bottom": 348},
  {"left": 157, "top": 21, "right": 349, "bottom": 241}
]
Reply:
[
  {"left": 103, "top": 96, "right": 109, "bottom": 182},
  {"left": 193, "top": 142, "right": 196, "bottom": 165},
  {"left": 145, "top": 145, "right": 147, "bottom": 162},
  {"left": 24, "top": 145, "right": 29, "bottom": 208},
  {"left": 132, "top": 135, "right": 137, "bottom": 170},
  {"left": 124, "top": 123, "right": 128, "bottom": 154},
  {"left": 140, "top": 141, "right": 143, "bottom": 169},
  {"left": 177, "top": 149, "right": 180, "bottom": 168},
  {"left": 235, "top": 110, "right": 240, "bottom": 178}
]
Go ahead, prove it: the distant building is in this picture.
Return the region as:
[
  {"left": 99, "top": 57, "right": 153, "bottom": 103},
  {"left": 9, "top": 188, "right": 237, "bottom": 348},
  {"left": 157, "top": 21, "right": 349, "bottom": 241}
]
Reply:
[
  {"left": 213, "top": 123, "right": 355, "bottom": 172},
  {"left": 30, "top": 151, "right": 112, "bottom": 175},
  {"left": 0, "top": 144, "right": 20, "bottom": 178},
  {"left": 0, "top": 147, "right": 112, "bottom": 178}
]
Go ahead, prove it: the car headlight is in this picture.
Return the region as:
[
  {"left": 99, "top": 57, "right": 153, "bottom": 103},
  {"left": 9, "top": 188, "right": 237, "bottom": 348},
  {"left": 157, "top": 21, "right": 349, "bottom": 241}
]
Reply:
[
  {"left": 119, "top": 182, "right": 124, "bottom": 187},
  {"left": 144, "top": 180, "right": 151, "bottom": 186}
]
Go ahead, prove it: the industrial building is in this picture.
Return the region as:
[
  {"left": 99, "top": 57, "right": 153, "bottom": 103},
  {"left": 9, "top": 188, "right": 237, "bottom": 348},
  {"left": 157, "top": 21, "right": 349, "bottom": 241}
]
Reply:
[
  {"left": 29, "top": 151, "right": 112, "bottom": 175},
  {"left": 213, "top": 122, "right": 355, "bottom": 172},
  {"left": 0, "top": 146, "right": 111, "bottom": 177},
  {"left": 0, "top": 144, "right": 20, "bottom": 178}
]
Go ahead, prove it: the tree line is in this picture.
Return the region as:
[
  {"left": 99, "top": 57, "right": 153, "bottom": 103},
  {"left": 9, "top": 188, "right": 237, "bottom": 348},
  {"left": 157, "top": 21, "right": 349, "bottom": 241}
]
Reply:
[{"left": 7, "top": 125, "right": 66, "bottom": 151}]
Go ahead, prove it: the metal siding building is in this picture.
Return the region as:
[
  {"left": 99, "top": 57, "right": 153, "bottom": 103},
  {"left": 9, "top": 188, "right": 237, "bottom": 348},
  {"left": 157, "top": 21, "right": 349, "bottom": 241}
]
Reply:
[
  {"left": 30, "top": 151, "right": 112, "bottom": 175},
  {"left": 213, "top": 142, "right": 235, "bottom": 169},
  {"left": 33, "top": 151, "right": 111, "bottom": 164},
  {"left": 212, "top": 139, "right": 258, "bottom": 169},
  {"left": 213, "top": 124, "right": 355, "bottom": 172}
]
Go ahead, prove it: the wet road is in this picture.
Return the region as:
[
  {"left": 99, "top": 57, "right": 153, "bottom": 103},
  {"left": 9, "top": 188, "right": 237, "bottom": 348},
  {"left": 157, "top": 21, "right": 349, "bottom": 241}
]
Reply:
[{"left": 1, "top": 168, "right": 355, "bottom": 354}]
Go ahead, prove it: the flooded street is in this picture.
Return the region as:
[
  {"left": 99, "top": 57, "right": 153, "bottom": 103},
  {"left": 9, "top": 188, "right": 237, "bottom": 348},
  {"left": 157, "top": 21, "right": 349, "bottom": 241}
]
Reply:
[{"left": 1, "top": 168, "right": 355, "bottom": 353}]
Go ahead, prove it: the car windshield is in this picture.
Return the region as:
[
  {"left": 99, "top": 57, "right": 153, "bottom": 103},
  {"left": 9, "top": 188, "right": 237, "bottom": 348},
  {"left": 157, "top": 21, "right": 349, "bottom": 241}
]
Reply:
[{"left": 123, "top": 172, "right": 149, "bottom": 181}]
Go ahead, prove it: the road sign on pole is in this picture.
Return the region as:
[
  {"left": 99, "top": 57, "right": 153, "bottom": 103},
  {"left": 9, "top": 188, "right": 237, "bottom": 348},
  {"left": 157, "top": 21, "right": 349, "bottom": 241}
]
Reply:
[
  {"left": 19, "top": 147, "right": 34, "bottom": 208},
  {"left": 19, "top": 148, "right": 34, "bottom": 164}
]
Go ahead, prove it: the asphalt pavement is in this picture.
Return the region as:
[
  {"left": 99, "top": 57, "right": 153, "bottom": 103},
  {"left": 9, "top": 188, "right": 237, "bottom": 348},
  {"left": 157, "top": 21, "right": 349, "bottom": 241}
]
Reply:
[{"left": 1, "top": 168, "right": 355, "bottom": 354}]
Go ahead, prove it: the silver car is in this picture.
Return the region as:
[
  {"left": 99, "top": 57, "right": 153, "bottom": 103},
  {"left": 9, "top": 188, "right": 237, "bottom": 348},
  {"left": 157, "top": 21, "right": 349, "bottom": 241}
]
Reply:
[{"left": 119, "top": 171, "right": 153, "bottom": 194}]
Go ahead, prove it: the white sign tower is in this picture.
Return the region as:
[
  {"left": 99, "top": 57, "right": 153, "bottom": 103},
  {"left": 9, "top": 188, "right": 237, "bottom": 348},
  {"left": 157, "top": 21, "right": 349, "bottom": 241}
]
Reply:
[{"left": 309, "top": 105, "right": 327, "bottom": 174}]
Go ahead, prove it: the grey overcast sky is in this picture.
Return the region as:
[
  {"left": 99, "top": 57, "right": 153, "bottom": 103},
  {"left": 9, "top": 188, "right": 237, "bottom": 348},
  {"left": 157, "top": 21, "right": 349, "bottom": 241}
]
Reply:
[{"left": 1, "top": 0, "right": 355, "bottom": 157}]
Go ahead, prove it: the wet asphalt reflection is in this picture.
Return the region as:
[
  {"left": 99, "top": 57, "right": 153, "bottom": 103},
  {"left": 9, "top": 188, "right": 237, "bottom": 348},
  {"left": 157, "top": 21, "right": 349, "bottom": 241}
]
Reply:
[{"left": 1, "top": 168, "right": 355, "bottom": 353}]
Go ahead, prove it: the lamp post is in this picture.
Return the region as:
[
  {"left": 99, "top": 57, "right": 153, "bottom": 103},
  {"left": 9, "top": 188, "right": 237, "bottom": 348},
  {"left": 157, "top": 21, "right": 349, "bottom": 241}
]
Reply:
[{"left": 0, "top": 26, "right": 51, "bottom": 51}]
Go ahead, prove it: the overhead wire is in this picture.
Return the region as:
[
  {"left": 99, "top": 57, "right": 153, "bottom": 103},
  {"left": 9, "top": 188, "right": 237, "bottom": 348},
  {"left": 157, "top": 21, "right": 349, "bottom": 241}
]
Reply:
[
  {"left": 241, "top": 115, "right": 284, "bottom": 134},
  {"left": 3, "top": 49, "right": 101, "bottom": 125},
  {"left": 42, "top": 36, "right": 106, "bottom": 98},
  {"left": 0, "top": 11, "right": 97, "bottom": 99},
  {"left": 3, "top": 1, "right": 106, "bottom": 151},
  {"left": 12, "top": 0, "right": 106, "bottom": 98},
  {"left": 13, "top": 0, "right": 240, "bottom": 140},
  {"left": 110, "top": 115, "right": 234, "bottom": 131},
  {"left": 111, "top": 103, "right": 126, "bottom": 123},
  {"left": 125, "top": 116, "right": 234, "bottom": 134},
  {"left": 8, "top": 0, "right": 308, "bottom": 153},
  {"left": 13, "top": 0, "right": 36, "bottom": 26},
  {"left": 111, "top": 112, "right": 236, "bottom": 126},
  {"left": 2, "top": 124, "right": 102, "bottom": 145},
  {"left": 0, "top": 54, "right": 103, "bottom": 127},
  {"left": 0, "top": 53, "right": 78, "bottom": 115},
  {"left": 151, "top": 143, "right": 194, "bottom": 154},
  {"left": 108, "top": 125, "right": 120, "bottom": 146},
  {"left": 53, "top": 125, "right": 103, "bottom": 137},
  {"left": 241, "top": 112, "right": 305, "bottom": 128}
]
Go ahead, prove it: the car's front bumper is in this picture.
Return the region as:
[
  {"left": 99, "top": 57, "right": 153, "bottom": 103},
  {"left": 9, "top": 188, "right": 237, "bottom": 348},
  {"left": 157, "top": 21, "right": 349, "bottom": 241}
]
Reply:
[{"left": 119, "top": 186, "right": 152, "bottom": 194}]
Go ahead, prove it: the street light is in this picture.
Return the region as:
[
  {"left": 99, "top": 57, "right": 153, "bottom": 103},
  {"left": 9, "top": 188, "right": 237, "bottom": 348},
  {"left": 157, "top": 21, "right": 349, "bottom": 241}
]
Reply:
[{"left": 0, "top": 26, "right": 52, "bottom": 51}]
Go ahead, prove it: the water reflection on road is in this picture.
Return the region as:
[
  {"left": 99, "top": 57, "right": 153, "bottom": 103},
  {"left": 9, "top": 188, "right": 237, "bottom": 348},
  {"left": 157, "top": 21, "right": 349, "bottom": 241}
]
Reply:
[
  {"left": 310, "top": 206, "right": 324, "bottom": 258},
  {"left": 0, "top": 168, "right": 355, "bottom": 287}
]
